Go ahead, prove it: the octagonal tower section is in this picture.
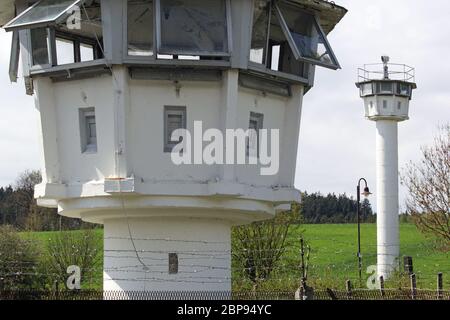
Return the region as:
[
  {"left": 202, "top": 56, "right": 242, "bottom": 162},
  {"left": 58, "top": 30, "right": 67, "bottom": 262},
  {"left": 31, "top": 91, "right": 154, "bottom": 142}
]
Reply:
[{"left": 1, "top": 0, "right": 346, "bottom": 293}]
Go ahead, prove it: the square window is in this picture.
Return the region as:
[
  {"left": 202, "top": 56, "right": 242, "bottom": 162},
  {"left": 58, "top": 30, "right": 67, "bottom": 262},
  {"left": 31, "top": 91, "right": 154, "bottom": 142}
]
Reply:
[
  {"left": 56, "top": 37, "right": 75, "bottom": 65},
  {"left": 380, "top": 82, "right": 392, "bottom": 93},
  {"left": 164, "top": 106, "right": 186, "bottom": 153},
  {"left": 80, "top": 43, "right": 95, "bottom": 61},
  {"left": 79, "top": 108, "right": 97, "bottom": 153},
  {"left": 128, "top": 0, "right": 154, "bottom": 57},
  {"left": 159, "top": 0, "right": 229, "bottom": 56}
]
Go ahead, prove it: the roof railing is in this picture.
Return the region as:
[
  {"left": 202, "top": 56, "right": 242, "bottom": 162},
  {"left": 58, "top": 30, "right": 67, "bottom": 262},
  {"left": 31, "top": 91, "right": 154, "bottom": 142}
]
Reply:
[{"left": 357, "top": 63, "right": 415, "bottom": 83}]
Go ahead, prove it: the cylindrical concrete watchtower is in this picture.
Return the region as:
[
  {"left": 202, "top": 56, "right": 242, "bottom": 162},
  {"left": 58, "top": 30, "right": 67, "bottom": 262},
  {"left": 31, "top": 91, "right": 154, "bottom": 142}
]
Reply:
[
  {"left": 356, "top": 56, "right": 417, "bottom": 279},
  {"left": 1, "top": 0, "right": 346, "bottom": 293}
]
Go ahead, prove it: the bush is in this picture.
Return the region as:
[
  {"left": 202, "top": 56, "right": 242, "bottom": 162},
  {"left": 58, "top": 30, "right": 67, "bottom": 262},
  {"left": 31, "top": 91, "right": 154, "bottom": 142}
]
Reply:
[
  {"left": 0, "top": 226, "right": 42, "bottom": 290},
  {"left": 232, "top": 203, "right": 302, "bottom": 290},
  {"left": 43, "top": 230, "right": 102, "bottom": 289}
]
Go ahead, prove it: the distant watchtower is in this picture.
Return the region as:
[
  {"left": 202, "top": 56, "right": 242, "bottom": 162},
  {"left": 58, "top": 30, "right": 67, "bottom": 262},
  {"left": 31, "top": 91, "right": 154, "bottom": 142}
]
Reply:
[
  {"left": 1, "top": 0, "right": 346, "bottom": 294},
  {"left": 356, "top": 56, "right": 417, "bottom": 278}
]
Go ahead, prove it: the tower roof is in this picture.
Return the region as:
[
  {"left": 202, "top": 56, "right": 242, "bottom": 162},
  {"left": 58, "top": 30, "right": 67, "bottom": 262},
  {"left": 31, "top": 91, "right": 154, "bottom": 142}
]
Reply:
[
  {"left": 290, "top": 0, "right": 347, "bottom": 34},
  {"left": 0, "top": 0, "right": 347, "bottom": 33}
]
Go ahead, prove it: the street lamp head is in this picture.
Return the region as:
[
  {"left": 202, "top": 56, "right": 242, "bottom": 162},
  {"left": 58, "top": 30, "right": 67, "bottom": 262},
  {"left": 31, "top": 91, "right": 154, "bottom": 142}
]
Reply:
[{"left": 362, "top": 187, "right": 372, "bottom": 198}]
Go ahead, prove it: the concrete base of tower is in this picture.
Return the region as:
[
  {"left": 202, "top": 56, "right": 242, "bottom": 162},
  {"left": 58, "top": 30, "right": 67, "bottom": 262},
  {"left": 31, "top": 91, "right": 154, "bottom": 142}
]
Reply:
[
  {"left": 56, "top": 195, "right": 282, "bottom": 294},
  {"left": 103, "top": 217, "right": 232, "bottom": 293}
]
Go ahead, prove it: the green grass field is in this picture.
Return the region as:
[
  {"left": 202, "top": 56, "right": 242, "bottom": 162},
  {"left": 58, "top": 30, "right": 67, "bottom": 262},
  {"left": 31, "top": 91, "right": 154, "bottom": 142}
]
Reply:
[
  {"left": 21, "top": 223, "right": 449, "bottom": 291},
  {"left": 294, "top": 223, "right": 449, "bottom": 289}
]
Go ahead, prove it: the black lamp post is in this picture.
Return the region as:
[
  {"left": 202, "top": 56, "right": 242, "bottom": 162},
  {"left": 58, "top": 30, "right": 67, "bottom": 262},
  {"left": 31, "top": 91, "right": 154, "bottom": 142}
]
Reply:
[{"left": 356, "top": 178, "right": 371, "bottom": 284}]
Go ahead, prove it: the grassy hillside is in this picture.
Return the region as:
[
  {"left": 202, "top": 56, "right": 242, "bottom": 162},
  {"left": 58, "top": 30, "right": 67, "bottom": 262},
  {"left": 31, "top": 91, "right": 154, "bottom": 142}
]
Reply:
[
  {"left": 21, "top": 223, "right": 449, "bottom": 291},
  {"left": 298, "top": 223, "right": 449, "bottom": 289}
]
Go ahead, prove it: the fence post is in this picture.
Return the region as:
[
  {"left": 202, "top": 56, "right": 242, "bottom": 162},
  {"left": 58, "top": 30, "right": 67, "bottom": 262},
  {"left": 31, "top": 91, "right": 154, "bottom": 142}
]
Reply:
[
  {"left": 410, "top": 274, "right": 417, "bottom": 300},
  {"left": 403, "top": 256, "right": 413, "bottom": 275},
  {"left": 379, "top": 276, "right": 385, "bottom": 298},
  {"left": 300, "top": 238, "right": 306, "bottom": 300},
  {"left": 54, "top": 280, "right": 59, "bottom": 300},
  {"left": 346, "top": 280, "right": 352, "bottom": 300},
  {"left": 437, "top": 273, "right": 443, "bottom": 300}
]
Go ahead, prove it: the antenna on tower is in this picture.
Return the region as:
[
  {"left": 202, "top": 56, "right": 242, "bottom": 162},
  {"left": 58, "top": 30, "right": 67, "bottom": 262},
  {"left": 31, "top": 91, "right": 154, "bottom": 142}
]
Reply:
[{"left": 381, "top": 55, "right": 390, "bottom": 79}]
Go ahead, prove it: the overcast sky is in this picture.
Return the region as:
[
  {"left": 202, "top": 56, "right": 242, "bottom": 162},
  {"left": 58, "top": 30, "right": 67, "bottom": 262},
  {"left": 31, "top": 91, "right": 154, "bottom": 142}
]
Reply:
[{"left": 0, "top": 0, "right": 449, "bottom": 212}]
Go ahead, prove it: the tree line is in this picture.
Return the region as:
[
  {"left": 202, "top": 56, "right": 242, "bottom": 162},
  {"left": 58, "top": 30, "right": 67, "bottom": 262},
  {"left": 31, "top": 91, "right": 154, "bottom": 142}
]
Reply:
[
  {"left": 0, "top": 170, "right": 376, "bottom": 231},
  {"left": 299, "top": 192, "right": 375, "bottom": 224},
  {"left": 0, "top": 170, "right": 95, "bottom": 231}
]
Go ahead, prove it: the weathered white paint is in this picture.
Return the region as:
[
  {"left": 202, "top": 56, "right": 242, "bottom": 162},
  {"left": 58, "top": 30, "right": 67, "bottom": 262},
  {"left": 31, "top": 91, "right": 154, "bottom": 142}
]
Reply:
[
  {"left": 103, "top": 217, "right": 232, "bottom": 292},
  {"left": 375, "top": 120, "right": 400, "bottom": 278},
  {"left": 33, "top": 69, "right": 303, "bottom": 291},
  {"left": 359, "top": 81, "right": 416, "bottom": 279}
]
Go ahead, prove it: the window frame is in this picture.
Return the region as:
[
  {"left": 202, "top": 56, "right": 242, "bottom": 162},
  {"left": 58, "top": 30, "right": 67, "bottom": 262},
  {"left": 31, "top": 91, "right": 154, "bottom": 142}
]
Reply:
[
  {"left": 274, "top": 1, "right": 340, "bottom": 70},
  {"left": 247, "top": 111, "right": 264, "bottom": 158},
  {"left": 29, "top": 27, "right": 102, "bottom": 70},
  {"left": 164, "top": 105, "right": 187, "bottom": 153},
  {"left": 155, "top": 0, "right": 233, "bottom": 57},
  {"left": 4, "top": 0, "right": 82, "bottom": 32},
  {"left": 249, "top": 0, "right": 272, "bottom": 66},
  {"left": 79, "top": 107, "right": 98, "bottom": 154},
  {"left": 247, "top": 0, "right": 311, "bottom": 82},
  {"left": 28, "top": 27, "right": 53, "bottom": 69},
  {"left": 124, "top": 0, "right": 157, "bottom": 61}
]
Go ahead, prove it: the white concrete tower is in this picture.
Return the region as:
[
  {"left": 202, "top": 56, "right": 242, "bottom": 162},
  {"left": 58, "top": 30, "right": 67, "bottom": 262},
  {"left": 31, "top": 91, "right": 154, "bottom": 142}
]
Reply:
[
  {"left": 1, "top": 0, "right": 346, "bottom": 294},
  {"left": 356, "top": 57, "right": 417, "bottom": 278}
]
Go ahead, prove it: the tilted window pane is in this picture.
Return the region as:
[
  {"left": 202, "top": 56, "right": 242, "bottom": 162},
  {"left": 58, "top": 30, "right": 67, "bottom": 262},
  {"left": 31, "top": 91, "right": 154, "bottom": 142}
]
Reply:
[
  {"left": 4, "top": 0, "right": 81, "bottom": 31},
  {"left": 128, "top": 0, "right": 154, "bottom": 56},
  {"left": 31, "top": 28, "right": 50, "bottom": 66},
  {"left": 159, "top": 0, "right": 228, "bottom": 55},
  {"left": 250, "top": 0, "right": 270, "bottom": 64},
  {"left": 277, "top": 2, "right": 339, "bottom": 69},
  {"left": 266, "top": 7, "right": 305, "bottom": 76}
]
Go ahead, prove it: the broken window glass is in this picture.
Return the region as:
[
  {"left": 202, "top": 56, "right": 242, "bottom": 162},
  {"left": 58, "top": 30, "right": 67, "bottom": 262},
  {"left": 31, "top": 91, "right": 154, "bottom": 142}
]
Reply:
[
  {"left": 31, "top": 28, "right": 50, "bottom": 66},
  {"left": 4, "top": 0, "right": 81, "bottom": 31},
  {"left": 128, "top": 0, "right": 154, "bottom": 56},
  {"left": 276, "top": 1, "right": 339, "bottom": 69},
  {"left": 250, "top": 0, "right": 270, "bottom": 64},
  {"left": 159, "top": 0, "right": 229, "bottom": 55}
]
